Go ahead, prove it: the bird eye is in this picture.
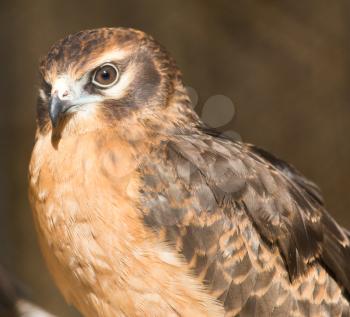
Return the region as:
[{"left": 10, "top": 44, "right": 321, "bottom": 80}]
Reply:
[{"left": 92, "top": 63, "right": 119, "bottom": 88}]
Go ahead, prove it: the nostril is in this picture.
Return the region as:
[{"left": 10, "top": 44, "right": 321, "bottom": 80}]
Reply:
[{"left": 62, "top": 90, "right": 69, "bottom": 98}]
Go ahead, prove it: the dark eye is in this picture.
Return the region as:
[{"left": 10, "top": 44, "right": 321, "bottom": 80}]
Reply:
[{"left": 92, "top": 63, "right": 119, "bottom": 88}]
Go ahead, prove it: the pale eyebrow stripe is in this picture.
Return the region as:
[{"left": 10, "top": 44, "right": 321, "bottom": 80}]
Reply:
[{"left": 73, "top": 48, "right": 132, "bottom": 79}]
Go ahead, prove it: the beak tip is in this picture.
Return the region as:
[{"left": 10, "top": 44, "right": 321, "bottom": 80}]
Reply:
[
  {"left": 51, "top": 120, "right": 58, "bottom": 128},
  {"left": 49, "top": 95, "right": 63, "bottom": 128},
  {"left": 49, "top": 110, "right": 60, "bottom": 128}
]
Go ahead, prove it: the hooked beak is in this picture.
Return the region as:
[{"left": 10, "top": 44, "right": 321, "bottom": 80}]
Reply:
[{"left": 49, "top": 94, "right": 74, "bottom": 128}]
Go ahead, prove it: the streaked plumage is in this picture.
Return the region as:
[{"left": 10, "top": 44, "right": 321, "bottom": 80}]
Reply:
[{"left": 29, "top": 28, "right": 350, "bottom": 316}]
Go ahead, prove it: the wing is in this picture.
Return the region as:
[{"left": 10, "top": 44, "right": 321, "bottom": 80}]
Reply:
[{"left": 139, "top": 132, "right": 350, "bottom": 316}]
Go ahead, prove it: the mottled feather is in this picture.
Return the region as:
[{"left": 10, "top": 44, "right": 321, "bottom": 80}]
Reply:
[
  {"left": 30, "top": 27, "right": 350, "bottom": 317},
  {"left": 140, "top": 132, "right": 350, "bottom": 316}
]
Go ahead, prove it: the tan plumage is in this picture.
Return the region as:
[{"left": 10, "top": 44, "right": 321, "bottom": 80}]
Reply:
[{"left": 29, "top": 28, "right": 350, "bottom": 316}]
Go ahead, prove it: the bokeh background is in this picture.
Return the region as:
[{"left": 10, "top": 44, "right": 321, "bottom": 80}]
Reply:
[{"left": 0, "top": 1, "right": 350, "bottom": 316}]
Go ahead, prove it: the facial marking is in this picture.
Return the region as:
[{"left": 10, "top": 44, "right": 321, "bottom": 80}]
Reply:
[
  {"left": 48, "top": 74, "right": 104, "bottom": 117},
  {"left": 100, "top": 62, "right": 137, "bottom": 100},
  {"left": 75, "top": 48, "right": 131, "bottom": 79},
  {"left": 37, "top": 27, "right": 178, "bottom": 134}
]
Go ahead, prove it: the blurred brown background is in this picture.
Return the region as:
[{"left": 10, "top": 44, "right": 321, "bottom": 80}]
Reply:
[{"left": 0, "top": 0, "right": 349, "bottom": 316}]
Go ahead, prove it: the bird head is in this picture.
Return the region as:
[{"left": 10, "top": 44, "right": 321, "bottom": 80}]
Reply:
[{"left": 37, "top": 28, "right": 195, "bottom": 138}]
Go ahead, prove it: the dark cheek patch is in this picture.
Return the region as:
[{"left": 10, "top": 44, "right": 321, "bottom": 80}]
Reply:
[
  {"left": 133, "top": 52, "right": 161, "bottom": 104},
  {"left": 118, "top": 51, "right": 161, "bottom": 108},
  {"left": 101, "top": 51, "right": 162, "bottom": 121},
  {"left": 84, "top": 82, "right": 102, "bottom": 96},
  {"left": 36, "top": 96, "right": 50, "bottom": 133}
]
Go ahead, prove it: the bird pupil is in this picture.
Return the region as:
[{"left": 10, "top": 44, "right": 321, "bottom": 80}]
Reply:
[{"left": 102, "top": 70, "right": 110, "bottom": 80}]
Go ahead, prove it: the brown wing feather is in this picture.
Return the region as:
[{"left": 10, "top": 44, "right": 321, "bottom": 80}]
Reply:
[{"left": 140, "top": 132, "right": 350, "bottom": 316}]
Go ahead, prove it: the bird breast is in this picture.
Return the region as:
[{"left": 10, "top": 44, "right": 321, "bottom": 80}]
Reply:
[
  {"left": 28, "top": 131, "right": 223, "bottom": 317},
  {"left": 28, "top": 131, "right": 144, "bottom": 315}
]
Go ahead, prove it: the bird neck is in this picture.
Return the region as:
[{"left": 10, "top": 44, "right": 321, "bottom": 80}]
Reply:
[{"left": 139, "top": 81, "right": 202, "bottom": 138}]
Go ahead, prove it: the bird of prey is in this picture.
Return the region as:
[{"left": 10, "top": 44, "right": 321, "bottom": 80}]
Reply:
[{"left": 29, "top": 28, "right": 350, "bottom": 317}]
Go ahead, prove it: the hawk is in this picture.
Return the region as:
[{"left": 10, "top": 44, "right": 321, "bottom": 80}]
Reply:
[{"left": 29, "top": 28, "right": 350, "bottom": 317}]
